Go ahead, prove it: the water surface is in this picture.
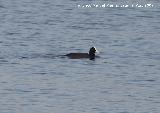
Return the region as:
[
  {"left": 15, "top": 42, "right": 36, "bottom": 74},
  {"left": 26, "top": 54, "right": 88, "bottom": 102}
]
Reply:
[{"left": 0, "top": 0, "right": 160, "bottom": 113}]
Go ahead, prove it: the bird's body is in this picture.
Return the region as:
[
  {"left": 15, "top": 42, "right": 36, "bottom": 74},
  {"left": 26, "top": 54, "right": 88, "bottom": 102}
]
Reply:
[
  {"left": 66, "top": 53, "right": 90, "bottom": 59},
  {"left": 65, "top": 47, "right": 98, "bottom": 60}
]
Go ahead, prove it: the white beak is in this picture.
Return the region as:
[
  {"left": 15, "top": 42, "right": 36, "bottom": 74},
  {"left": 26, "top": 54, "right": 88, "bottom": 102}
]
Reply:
[{"left": 94, "top": 47, "right": 99, "bottom": 54}]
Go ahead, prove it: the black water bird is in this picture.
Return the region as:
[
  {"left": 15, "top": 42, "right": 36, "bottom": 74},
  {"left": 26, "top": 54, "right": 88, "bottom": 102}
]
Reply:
[{"left": 66, "top": 47, "right": 99, "bottom": 60}]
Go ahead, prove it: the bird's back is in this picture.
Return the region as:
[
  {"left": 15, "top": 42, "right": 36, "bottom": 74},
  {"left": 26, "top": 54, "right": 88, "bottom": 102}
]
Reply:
[{"left": 66, "top": 53, "right": 89, "bottom": 59}]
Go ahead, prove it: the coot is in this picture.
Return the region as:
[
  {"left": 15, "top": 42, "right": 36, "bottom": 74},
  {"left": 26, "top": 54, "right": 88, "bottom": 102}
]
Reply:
[{"left": 66, "top": 47, "right": 98, "bottom": 60}]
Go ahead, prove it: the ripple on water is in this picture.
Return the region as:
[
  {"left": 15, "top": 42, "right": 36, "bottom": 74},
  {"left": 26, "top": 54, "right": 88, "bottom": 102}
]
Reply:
[
  {"left": 0, "top": 59, "right": 8, "bottom": 64},
  {"left": 0, "top": 0, "right": 160, "bottom": 113}
]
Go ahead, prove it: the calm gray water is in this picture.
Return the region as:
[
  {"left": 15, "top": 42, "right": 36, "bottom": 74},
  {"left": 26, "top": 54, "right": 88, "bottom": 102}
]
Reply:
[{"left": 0, "top": 0, "right": 160, "bottom": 113}]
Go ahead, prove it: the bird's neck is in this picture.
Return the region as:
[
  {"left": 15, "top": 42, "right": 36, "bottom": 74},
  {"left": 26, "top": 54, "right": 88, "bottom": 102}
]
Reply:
[{"left": 89, "top": 52, "right": 95, "bottom": 60}]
